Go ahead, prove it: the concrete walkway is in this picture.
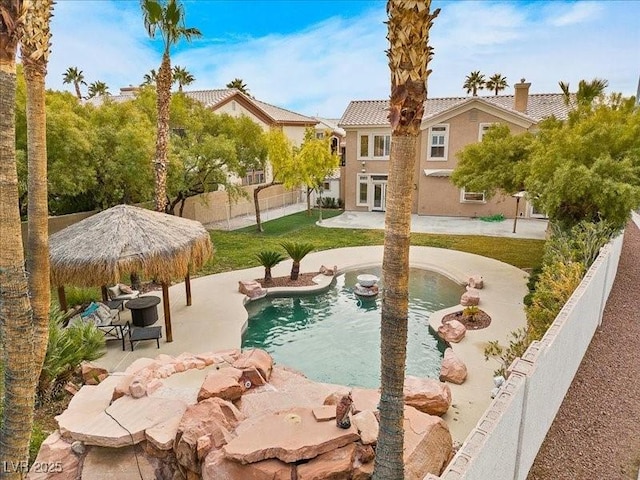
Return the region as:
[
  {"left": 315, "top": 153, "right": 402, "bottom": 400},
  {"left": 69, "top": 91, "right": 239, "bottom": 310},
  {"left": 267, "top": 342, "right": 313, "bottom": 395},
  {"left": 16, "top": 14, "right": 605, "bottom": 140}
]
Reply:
[{"left": 95, "top": 245, "right": 529, "bottom": 444}]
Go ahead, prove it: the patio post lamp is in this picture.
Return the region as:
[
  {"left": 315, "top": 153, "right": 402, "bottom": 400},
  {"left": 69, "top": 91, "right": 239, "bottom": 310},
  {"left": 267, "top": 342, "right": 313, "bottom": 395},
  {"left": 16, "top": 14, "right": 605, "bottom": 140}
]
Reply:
[{"left": 512, "top": 191, "right": 526, "bottom": 233}]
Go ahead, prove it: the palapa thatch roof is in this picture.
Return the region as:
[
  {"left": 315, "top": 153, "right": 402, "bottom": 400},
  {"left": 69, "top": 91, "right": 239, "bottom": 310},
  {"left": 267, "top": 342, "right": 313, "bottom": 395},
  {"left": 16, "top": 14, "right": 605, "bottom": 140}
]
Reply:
[{"left": 50, "top": 205, "right": 213, "bottom": 287}]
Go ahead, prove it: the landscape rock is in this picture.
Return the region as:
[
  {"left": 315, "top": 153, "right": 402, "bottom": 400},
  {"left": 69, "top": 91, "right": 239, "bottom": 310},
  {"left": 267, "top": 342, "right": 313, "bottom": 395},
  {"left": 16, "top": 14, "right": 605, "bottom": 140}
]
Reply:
[
  {"left": 111, "top": 374, "right": 134, "bottom": 401},
  {"left": 232, "top": 349, "right": 274, "bottom": 381},
  {"left": 64, "top": 382, "right": 79, "bottom": 396},
  {"left": 197, "top": 435, "right": 213, "bottom": 461},
  {"left": 238, "top": 280, "right": 262, "bottom": 294},
  {"left": 324, "top": 388, "right": 380, "bottom": 414},
  {"left": 202, "top": 448, "right": 293, "bottom": 480},
  {"left": 352, "top": 410, "right": 379, "bottom": 445},
  {"left": 296, "top": 443, "right": 356, "bottom": 480},
  {"left": 27, "top": 431, "right": 78, "bottom": 480},
  {"left": 124, "top": 358, "right": 159, "bottom": 376},
  {"left": 174, "top": 397, "right": 244, "bottom": 474},
  {"left": 81, "top": 362, "right": 109, "bottom": 386},
  {"left": 239, "top": 366, "right": 267, "bottom": 388},
  {"left": 439, "top": 348, "right": 468, "bottom": 385},
  {"left": 81, "top": 445, "right": 156, "bottom": 479},
  {"left": 437, "top": 319, "right": 466, "bottom": 343},
  {"left": 403, "top": 406, "right": 452, "bottom": 479},
  {"left": 145, "top": 412, "right": 185, "bottom": 451},
  {"left": 403, "top": 376, "right": 451, "bottom": 416},
  {"left": 223, "top": 407, "right": 359, "bottom": 464},
  {"left": 197, "top": 368, "right": 244, "bottom": 402},
  {"left": 460, "top": 288, "right": 480, "bottom": 306},
  {"left": 129, "top": 379, "right": 147, "bottom": 398},
  {"left": 468, "top": 274, "right": 484, "bottom": 289},
  {"left": 70, "top": 441, "right": 85, "bottom": 456},
  {"left": 312, "top": 405, "right": 336, "bottom": 422}
]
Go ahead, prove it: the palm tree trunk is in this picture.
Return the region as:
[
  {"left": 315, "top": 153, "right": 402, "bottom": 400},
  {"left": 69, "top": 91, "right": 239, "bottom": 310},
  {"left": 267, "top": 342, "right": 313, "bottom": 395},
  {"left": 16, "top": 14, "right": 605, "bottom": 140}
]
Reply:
[
  {"left": 154, "top": 52, "right": 172, "bottom": 212},
  {"left": 0, "top": 20, "right": 37, "bottom": 476},
  {"left": 290, "top": 261, "right": 300, "bottom": 281},
  {"left": 374, "top": 2, "right": 438, "bottom": 478},
  {"left": 264, "top": 267, "right": 272, "bottom": 282},
  {"left": 73, "top": 80, "right": 81, "bottom": 99}
]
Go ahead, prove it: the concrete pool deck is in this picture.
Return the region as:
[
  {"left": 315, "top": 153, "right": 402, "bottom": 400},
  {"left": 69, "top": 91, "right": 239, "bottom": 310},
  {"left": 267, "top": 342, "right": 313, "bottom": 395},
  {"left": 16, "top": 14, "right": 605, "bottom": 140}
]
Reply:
[{"left": 95, "top": 245, "right": 528, "bottom": 443}]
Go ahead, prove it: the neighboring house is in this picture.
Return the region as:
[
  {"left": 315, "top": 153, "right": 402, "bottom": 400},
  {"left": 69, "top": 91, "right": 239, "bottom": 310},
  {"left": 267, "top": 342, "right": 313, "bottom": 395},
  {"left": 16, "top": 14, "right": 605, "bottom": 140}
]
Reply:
[
  {"left": 313, "top": 117, "right": 346, "bottom": 204},
  {"left": 87, "top": 87, "right": 318, "bottom": 186},
  {"left": 338, "top": 80, "right": 570, "bottom": 218}
]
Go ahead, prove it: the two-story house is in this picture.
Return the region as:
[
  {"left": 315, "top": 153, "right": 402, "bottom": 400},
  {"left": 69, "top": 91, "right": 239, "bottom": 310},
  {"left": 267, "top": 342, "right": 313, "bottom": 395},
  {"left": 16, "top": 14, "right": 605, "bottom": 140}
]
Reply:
[{"left": 338, "top": 80, "right": 570, "bottom": 218}]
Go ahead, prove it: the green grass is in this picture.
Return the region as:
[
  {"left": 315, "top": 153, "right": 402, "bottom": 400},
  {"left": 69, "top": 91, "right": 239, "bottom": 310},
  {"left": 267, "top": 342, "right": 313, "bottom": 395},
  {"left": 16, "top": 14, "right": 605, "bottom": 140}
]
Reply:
[{"left": 197, "top": 209, "right": 544, "bottom": 276}]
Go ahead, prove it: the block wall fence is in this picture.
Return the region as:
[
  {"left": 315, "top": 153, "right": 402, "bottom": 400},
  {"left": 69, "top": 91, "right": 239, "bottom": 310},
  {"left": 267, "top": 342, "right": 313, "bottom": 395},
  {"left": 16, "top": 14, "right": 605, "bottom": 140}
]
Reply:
[{"left": 426, "top": 232, "right": 625, "bottom": 480}]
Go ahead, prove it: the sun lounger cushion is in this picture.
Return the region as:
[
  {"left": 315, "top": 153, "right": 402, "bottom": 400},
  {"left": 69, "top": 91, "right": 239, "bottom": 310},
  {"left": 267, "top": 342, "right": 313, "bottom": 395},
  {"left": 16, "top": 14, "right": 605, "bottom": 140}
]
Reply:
[{"left": 107, "top": 284, "right": 140, "bottom": 301}]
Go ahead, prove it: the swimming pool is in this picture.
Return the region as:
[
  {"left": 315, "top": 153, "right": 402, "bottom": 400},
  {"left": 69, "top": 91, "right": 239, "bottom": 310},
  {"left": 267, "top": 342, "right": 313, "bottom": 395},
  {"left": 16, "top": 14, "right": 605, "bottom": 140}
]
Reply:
[{"left": 242, "top": 266, "right": 464, "bottom": 388}]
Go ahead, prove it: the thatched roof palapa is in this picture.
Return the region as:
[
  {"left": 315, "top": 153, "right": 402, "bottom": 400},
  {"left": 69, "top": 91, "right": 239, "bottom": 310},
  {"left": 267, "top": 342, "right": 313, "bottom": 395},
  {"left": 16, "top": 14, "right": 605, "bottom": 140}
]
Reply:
[{"left": 49, "top": 204, "right": 213, "bottom": 287}]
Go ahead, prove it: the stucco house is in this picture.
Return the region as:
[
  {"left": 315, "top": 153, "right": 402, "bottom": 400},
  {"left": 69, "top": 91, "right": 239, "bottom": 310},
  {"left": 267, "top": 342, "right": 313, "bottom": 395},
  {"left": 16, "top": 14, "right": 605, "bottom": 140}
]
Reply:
[
  {"left": 338, "top": 80, "right": 570, "bottom": 218},
  {"left": 313, "top": 117, "right": 346, "bottom": 204}
]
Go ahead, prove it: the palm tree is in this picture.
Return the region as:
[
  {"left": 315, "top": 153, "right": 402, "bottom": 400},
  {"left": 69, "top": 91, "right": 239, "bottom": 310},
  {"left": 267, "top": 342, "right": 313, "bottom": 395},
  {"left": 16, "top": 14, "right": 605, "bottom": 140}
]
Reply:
[
  {"left": 226, "top": 77, "right": 249, "bottom": 96},
  {"left": 62, "top": 66, "right": 85, "bottom": 99},
  {"left": 87, "top": 80, "right": 110, "bottom": 98},
  {"left": 256, "top": 250, "right": 286, "bottom": 283},
  {"left": 463, "top": 70, "right": 485, "bottom": 96},
  {"left": 374, "top": 1, "right": 439, "bottom": 479},
  {"left": 141, "top": 68, "right": 158, "bottom": 86},
  {"left": 486, "top": 73, "right": 508, "bottom": 95},
  {"left": 559, "top": 78, "right": 608, "bottom": 107},
  {"left": 0, "top": 0, "right": 50, "bottom": 471},
  {"left": 172, "top": 65, "right": 194, "bottom": 92},
  {"left": 141, "top": 0, "right": 201, "bottom": 213},
  {"left": 280, "top": 241, "right": 314, "bottom": 281}
]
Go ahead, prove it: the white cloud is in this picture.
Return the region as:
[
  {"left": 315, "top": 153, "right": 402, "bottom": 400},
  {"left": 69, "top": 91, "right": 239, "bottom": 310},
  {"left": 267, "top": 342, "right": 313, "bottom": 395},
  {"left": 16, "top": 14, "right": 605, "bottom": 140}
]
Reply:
[{"left": 547, "top": 1, "right": 603, "bottom": 27}]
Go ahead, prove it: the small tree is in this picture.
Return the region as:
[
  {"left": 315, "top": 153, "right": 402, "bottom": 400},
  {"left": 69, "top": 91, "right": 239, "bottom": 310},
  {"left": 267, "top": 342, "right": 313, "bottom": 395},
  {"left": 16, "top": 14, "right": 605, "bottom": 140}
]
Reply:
[
  {"left": 280, "top": 241, "right": 314, "bottom": 280},
  {"left": 256, "top": 250, "right": 286, "bottom": 283}
]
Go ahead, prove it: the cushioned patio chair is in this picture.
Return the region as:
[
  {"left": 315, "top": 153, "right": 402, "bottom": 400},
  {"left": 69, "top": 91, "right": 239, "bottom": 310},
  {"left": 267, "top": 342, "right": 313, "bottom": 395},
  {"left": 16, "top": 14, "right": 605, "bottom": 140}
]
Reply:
[{"left": 107, "top": 284, "right": 140, "bottom": 304}]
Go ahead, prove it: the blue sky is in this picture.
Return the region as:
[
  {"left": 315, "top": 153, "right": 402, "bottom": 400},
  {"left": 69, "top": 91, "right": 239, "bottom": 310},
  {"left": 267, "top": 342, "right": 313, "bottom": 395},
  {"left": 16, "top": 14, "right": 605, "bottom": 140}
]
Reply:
[{"left": 48, "top": 0, "right": 639, "bottom": 118}]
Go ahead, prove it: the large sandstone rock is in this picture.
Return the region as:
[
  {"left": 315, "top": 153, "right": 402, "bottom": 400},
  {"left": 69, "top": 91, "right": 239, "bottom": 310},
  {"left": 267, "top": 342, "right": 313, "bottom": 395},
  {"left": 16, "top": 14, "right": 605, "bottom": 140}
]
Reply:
[
  {"left": 239, "top": 280, "right": 266, "bottom": 299},
  {"left": 232, "top": 349, "right": 273, "bottom": 381},
  {"left": 437, "top": 319, "right": 466, "bottom": 343},
  {"left": 460, "top": 288, "right": 480, "bottom": 306},
  {"left": 439, "top": 348, "right": 468, "bottom": 385},
  {"left": 352, "top": 410, "right": 378, "bottom": 445},
  {"left": 81, "top": 362, "right": 109, "bottom": 386},
  {"left": 174, "top": 397, "right": 244, "bottom": 474},
  {"left": 27, "top": 431, "right": 79, "bottom": 480},
  {"left": 403, "top": 376, "right": 451, "bottom": 416},
  {"left": 197, "top": 368, "right": 244, "bottom": 402},
  {"left": 223, "top": 407, "right": 359, "bottom": 464},
  {"left": 296, "top": 443, "right": 356, "bottom": 480},
  {"left": 468, "top": 274, "right": 484, "bottom": 289},
  {"left": 202, "top": 448, "right": 293, "bottom": 480},
  {"left": 403, "top": 406, "right": 452, "bottom": 479},
  {"left": 145, "top": 412, "right": 185, "bottom": 451},
  {"left": 81, "top": 445, "right": 156, "bottom": 480}
]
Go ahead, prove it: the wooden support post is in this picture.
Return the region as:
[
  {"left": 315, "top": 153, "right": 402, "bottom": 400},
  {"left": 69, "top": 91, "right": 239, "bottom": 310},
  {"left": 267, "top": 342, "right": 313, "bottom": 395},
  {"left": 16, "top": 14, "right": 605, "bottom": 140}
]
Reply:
[
  {"left": 101, "top": 285, "right": 109, "bottom": 302},
  {"left": 162, "top": 282, "right": 173, "bottom": 342},
  {"left": 185, "top": 273, "right": 192, "bottom": 306},
  {"left": 57, "top": 286, "right": 67, "bottom": 312}
]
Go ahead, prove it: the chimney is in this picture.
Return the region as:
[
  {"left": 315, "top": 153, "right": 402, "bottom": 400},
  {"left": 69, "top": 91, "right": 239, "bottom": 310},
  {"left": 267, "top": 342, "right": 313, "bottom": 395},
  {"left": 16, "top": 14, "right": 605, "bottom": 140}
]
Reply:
[
  {"left": 119, "top": 85, "right": 139, "bottom": 96},
  {"left": 514, "top": 78, "right": 531, "bottom": 113}
]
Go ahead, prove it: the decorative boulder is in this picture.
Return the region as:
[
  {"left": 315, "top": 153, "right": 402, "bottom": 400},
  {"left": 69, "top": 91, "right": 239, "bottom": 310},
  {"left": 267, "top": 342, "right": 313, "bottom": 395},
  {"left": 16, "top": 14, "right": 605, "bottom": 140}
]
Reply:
[
  {"left": 468, "top": 274, "right": 484, "bottom": 289},
  {"left": 439, "top": 348, "right": 468, "bottom": 384},
  {"left": 233, "top": 349, "right": 274, "bottom": 382},
  {"left": 27, "top": 431, "right": 79, "bottom": 480},
  {"left": 197, "top": 368, "right": 244, "bottom": 402},
  {"left": 238, "top": 280, "right": 262, "bottom": 295},
  {"left": 437, "top": 320, "right": 466, "bottom": 343},
  {"left": 403, "top": 376, "right": 451, "bottom": 416},
  {"left": 81, "top": 362, "right": 109, "bottom": 386},
  {"left": 319, "top": 265, "right": 337, "bottom": 276},
  {"left": 460, "top": 288, "right": 480, "bottom": 306}
]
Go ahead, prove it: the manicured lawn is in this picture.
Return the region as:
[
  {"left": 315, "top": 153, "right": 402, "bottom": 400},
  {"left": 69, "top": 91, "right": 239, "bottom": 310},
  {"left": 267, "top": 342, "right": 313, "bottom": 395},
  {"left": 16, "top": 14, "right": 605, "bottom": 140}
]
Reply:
[{"left": 197, "top": 209, "right": 545, "bottom": 276}]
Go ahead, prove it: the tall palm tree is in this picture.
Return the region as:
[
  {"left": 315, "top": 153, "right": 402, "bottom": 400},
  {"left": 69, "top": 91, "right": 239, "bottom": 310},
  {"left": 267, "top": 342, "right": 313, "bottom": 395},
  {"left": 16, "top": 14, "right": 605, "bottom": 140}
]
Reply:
[
  {"left": 486, "top": 73, "right": 508, "bottom": 95},
  {"left": 141, "top": 0, "right": 201, "bottom": 212},
  {"left": 21, "top": 0, "right": 53, "bottom": 389},
  {"left": 226, "top": 77, "right": 249, "bottom": 95},
  {"left": 87, "top": 80, "right": 110, "bottom": 98},
  {"left": 559, "top": 78, "right": 608, "bottom": 107},
  {"left": 0, "top": 0, "right": 45, "bottom": 473},
  {"left": 62, "top": 66, "right": 85, "bottom": 99},
  {"left": 374, "top": 1, "right": 439, "bottom": 479},
  {"left": 280, "top": 241, "right": 314, "bottom": 281},
  {"left": 141, "top": 68, "right": 157, "bottom": 86},
  {"left": 172, "top": 65, "right": 194, "bottom": 92},
  {"left": 463, "top": 70, "right": 485, "bottom": 96}
]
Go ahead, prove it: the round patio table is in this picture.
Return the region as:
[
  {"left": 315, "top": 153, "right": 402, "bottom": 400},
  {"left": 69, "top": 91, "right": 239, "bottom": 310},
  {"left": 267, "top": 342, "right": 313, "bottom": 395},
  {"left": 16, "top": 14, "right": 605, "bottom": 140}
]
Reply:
[{"left": 126, "top": 296, "right": 161, "bottom": 327}]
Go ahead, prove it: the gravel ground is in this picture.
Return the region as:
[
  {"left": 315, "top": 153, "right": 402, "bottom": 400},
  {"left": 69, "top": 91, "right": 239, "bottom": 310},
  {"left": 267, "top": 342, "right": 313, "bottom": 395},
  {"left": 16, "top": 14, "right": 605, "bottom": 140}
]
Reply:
[{"left": 528, "top": 220, "right": 640, "bottom": 480}]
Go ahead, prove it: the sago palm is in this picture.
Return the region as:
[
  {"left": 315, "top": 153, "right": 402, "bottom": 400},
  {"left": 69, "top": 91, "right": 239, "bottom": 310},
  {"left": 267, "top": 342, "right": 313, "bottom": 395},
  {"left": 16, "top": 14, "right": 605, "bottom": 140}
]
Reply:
[
  {"left": 172, "top": 65, "right": 194, "bottom": 92},
  {"left": 141, "top": 0, "right": 201, "bottom": 212},
  {"left": 463, "top": 70, "right": 485, "bottom": 96},
  {"left": 62, "top": 66, "right": 85, "bottom": 99},
  {"left": 280, "top": 241, "right": 314, "bottom": 280},
  {"left": 256, "top": 250, "right": 286, "bottom": 283},
  {"left": 486, "top": 73, "right": 508, "bottom": 95},
  {"left": 375, "top": 1, "right": 440, "bottom": 479}
]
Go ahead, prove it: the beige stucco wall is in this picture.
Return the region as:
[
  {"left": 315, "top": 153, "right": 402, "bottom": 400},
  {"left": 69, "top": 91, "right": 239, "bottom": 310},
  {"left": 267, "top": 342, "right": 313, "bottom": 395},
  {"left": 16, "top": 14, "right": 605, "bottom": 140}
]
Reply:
[
  {"left": 214, "top": 100, "right": 269, "bottom": 131},
  {"left": 282, "top": 125, "right": 308, "bottom": 147}
]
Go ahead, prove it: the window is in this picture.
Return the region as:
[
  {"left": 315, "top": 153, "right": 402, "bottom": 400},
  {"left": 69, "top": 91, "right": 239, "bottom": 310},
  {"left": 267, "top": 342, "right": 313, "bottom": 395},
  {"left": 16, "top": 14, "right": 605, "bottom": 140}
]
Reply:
[
  {"left": 244, "top": 169, "right": 265, "bottom": 185},
  {"left": 323, "top": 182, "right": 331, "bottom": 191},
  {"left": 460, "top": 188, "right": 486, "bottom": 203},
  {"left": 373, "top": 135, "right": 391, "bottom": 157},
  {"left": 428, "top": 125, "right": 448, "bottom": 160},
  {"left": 316, "top": 132, "right": 325, "bottom": 139},
  {"left": 479, "top": 123, "right": 495, "bottom": 141},
  {"left": 357, "top": 175, "right": 368, "bottom": 206},
  {"left": 359, "top": 135, "right": 369, "bottom": 157}
]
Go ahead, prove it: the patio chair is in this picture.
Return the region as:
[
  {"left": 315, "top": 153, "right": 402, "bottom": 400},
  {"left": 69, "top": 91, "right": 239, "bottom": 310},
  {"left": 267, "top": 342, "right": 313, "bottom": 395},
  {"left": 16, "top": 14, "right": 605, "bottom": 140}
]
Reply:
[
  {"left": 107, "top": 284, "right": 140, "bottom": 308},
  {"left": 72, "top": 302, "right": 131, "bottom": 351}
]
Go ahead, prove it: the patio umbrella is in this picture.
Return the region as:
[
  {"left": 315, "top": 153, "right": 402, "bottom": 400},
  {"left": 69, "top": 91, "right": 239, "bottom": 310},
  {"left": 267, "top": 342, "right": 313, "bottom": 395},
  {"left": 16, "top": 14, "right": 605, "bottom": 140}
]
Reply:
[{"left": 49, "top": 204, "right": 213, "bottom": 342}]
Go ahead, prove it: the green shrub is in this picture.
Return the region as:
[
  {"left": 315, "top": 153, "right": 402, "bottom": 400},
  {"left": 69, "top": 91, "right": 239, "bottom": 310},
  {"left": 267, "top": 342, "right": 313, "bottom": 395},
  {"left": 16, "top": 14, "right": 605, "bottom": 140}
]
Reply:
[
  {"left": 544, "top": 220, "right": 618, "bottom": 267},
  {"left": 479, "top": 213, "right": 505, "bottom": 222},
  {"left": 484, "top": 328, "right": 529, "bottom": 377},
  {"left": 63, "top": 286, "right": 101, "bottom": 308},
  {"left": 38, "top": 308, "right": 106, "bottom": 403},
  {"left": 29, "top": 424, "right": 48, "bottom": 464}
]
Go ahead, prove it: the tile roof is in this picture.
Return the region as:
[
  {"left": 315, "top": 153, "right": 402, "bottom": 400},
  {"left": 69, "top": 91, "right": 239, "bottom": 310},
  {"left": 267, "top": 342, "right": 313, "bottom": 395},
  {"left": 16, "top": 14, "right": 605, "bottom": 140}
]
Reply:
[
  {"left": 85, "top": 88, "right": 317, "bottom": 125},
  {"left": 339, "top": 93, "right": 570, "bottom": 127}
]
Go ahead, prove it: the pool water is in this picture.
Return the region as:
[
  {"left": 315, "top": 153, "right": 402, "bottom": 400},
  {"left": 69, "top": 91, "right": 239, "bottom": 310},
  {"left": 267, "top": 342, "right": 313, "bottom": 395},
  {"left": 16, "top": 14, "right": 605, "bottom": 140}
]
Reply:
[{"left": 242, "top": 267, "right": 464, "bottom": 389}]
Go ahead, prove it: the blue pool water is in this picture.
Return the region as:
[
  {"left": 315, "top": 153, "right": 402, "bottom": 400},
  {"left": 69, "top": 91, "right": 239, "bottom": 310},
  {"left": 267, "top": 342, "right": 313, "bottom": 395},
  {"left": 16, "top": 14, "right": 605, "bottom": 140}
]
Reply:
[{"left": 242, "top": 266, "right": 464, "bottom": 388}]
